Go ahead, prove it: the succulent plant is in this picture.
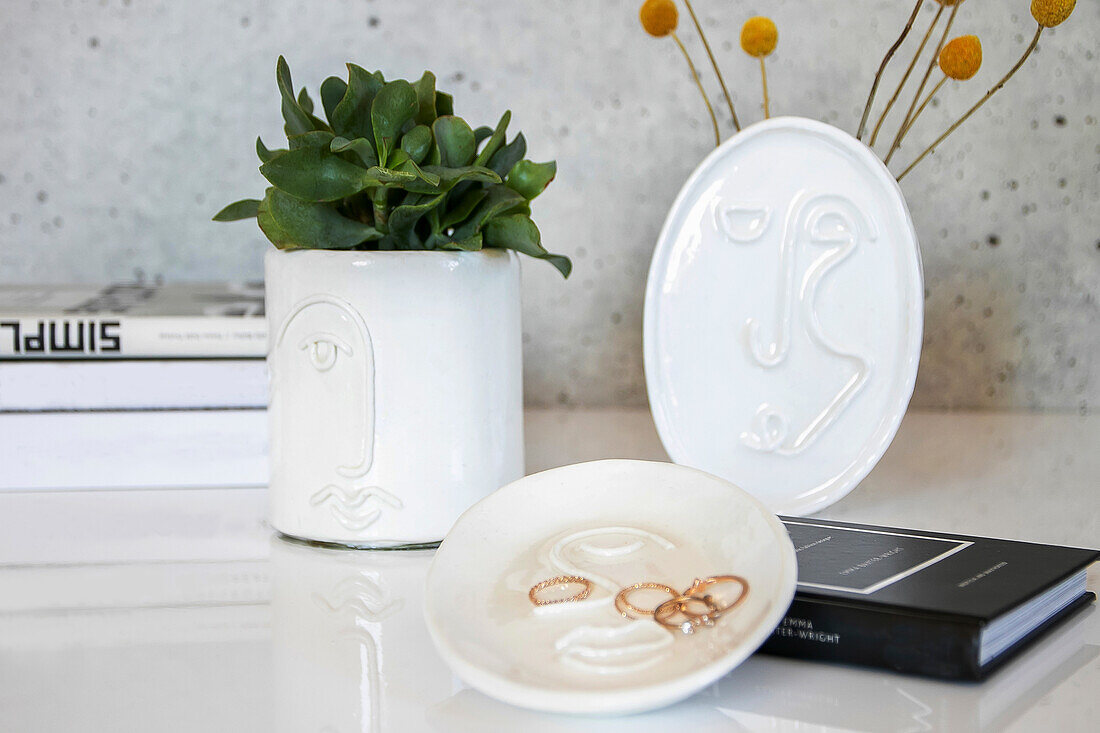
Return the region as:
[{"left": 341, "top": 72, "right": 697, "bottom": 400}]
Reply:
[{"left": 214, "top": 57, "right": 570, "bottom": 278}]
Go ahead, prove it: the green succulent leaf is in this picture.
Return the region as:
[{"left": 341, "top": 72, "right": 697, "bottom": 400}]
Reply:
[
  {"left": 257, "top": 188, "right": 382, "bottom": 250},
  {"left": 297, "top": 87, "right": 314, "bottom": 114},
  {"left": 403, "top": 165, "right": 501, "bottom": 194},
  {"left": 330, "top": 64, "right": 385, "bottom": 141},
  {"left": 452, "top": 184, "right": 525, "bottom": 239},
  {"left": 432, "top": 116, "right": 477, "bottom": 168},
  {"left": 298, "top": 91, "right": 332, "bottom": 133},
  {"left": 288, "top": 130, "right": 336, "bottom": 151},
  {"left": 276, "top": 57, "right": 325, "bottom": 136},
  {"left": 260, "top": 147, "right": 378, "bottom": 202},
  {"left": 473, "top": 126, "right": 493, "bottom": 145},
  {"left": 364, "top": 166, "right": 418, "bottom": 184},
  {"left": 400, "top": 124, "right": 433, "bottom": 165},
  {"left": 330, "top": 136, "right": 379, "bottom": 167},
  {"left": 488, "top": 133, "right": 527, "bottom": 177},
  {"left": 435, "top": 91, "right": 454, "bottom": 116},
  {"left": 412, "top": 71, "right": 438, "bottom": 126},
  {"left": 440, "top": 189, "right": 487, "bottom": 229},
  {"left": 320, "top": 76, "right": 348, "bottom": 121},
  {"left": 388, "top": 192, "right": 447, "bottom": 236},
  {"left": 256, "top": 137, "right": 286, "bottom": 163},
  {"left": 474, "top": 111, "right": 511, "bottom": 167},
  {"left": 212, "top": 199, "right": 261, "bottom": 222},
  {"left": 484, "top": 214, "right": 571, "bottom": 278},
  {"left": 371, "top": 80, "right": 418, "bottom": 168},
  {"left": 506, "top": 159, "right": 556, "bottom": 200},
  {"left": 388, "top": 149, "right": 441, "bottom": 186},
  {"left": 539, "top": 254, "right": 572, "bottom": 278},
  {"left": 425, "top": 140, "right": 442, "bottom": 167},
  {"left": 437, "top": 231, "right": 484, "bottom": 251}
]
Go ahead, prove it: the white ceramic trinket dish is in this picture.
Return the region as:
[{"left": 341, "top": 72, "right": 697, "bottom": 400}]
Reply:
[
  {"left": 424, "top": 459, "right": 797, "bottom": 715},
  {"left": 644, "top": 117, "right": 923, "bottom": 515}
]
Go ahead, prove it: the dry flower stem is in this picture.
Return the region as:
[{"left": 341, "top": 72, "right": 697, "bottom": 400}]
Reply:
[
  {"left": 899, "top": 25, "right": 1044, "bottom": 181},
  {"left": 858, "top": 0, "right": 924, "bottom": 141},
  {"left": 671, "top": 30, "right": 721, "bottom": 146},
  {"left": 759, "top": 57, "right": 771, "bottom": 119},
  {"left": 887, "top": 0, "right": 962, "bottom": 163},
  {"left": 898, "top": 75, "right": 948, "bottom": 141},
  {"left": 683, "top": 0, "right": 741, "bottom": 131},
  {"left": 870, "top": 3, "right": 945, "bottom": 147}
]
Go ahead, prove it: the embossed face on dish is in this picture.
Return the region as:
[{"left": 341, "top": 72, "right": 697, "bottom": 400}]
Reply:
[
  {"left": 425, "top": 460, "right": 799, "bottom": 714},
  {"left": 273, "top": 297, "right": 401, "bottom": 531},
  {"left": 525, "top": 526, "right": 713, "bottom": 675},
  {"left": 645, "top": 119, "right": 922, "bottom": 514}
]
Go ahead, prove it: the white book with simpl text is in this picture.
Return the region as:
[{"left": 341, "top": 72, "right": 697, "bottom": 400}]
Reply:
[{"left": 0, "top": 282, "right": 267, "bottom": 359}]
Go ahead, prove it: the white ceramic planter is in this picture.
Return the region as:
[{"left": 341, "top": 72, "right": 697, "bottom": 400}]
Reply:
[{"left": 265, "top": 248, "right": 524, "bottom": 546}]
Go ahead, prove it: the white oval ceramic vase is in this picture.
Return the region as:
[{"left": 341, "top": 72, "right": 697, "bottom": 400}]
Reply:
[
  {"left": 645, "top": 117, "right": 924, "bottom": 514},
  {"left": 265, "top": 248, "right": 525, "bottom": 546}
]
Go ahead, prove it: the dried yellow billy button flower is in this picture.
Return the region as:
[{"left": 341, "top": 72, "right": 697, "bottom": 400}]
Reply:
[
  {"left": 639, "top": 0, "right": 721, "bottom": 145},
  {"left": 741, "top": 17, "right": 777, "bottom": 119},
  {"left": 639, "top": 0, "right": 678, "bottom": 37},
  {"left": 1031, "top": 0, "right": 1076, "bottom": 28},
  {"left": 891, "top": 33, "right": 983, "bottom": 150},
  {"left": 740, "top": 17, "right": 778, "bottom": 58},
  {"left": 939, "top": 35, "right": 982, "bottom": 81}
]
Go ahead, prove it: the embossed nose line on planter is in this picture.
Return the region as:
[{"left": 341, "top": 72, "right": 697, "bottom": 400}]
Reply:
[{"left": 265, "top": 248, "right": 525, "bottom": 547}]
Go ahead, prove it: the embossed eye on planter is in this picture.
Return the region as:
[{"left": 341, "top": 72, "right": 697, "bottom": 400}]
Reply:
[{"left": 644, "top": 117, "right": 923, "bottom": 515}]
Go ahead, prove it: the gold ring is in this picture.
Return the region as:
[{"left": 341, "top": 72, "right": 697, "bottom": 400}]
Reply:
[
  {"left": 614, "top": 582, "right": 680, "bottom": 618},
  {"left": 683, "top": 575, "right": 750, "bottom": 619},
  {"left": 529, "top": 575, "right": 593, "bottom": 606},
  {"left": 653, "top": 594, "right": 721, "bottom": 635}
]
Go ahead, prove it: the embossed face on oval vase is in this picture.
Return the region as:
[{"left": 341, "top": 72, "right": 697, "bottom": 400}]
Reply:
[
  {"left": 645, "top": 119, "right": 922, "bottom": 514},
  {"left": 273, "top": 296, "right": 402, "bottom": 532}
]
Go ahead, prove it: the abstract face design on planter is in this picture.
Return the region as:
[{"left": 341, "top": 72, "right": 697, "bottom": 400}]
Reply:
[
  {"left": 532, "top": 526, "right": 680, "bottom": 674},
  {"left": 273, "top": 295, "right": 402, "bottom": 531}
]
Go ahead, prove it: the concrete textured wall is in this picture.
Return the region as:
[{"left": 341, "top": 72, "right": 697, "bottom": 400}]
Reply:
[{"left": 1, "top": 0, "right": 1096, "bottom": 411}]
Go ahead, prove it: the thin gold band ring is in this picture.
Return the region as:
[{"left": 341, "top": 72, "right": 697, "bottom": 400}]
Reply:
[
  {"left": 613, "top": 582, "right": 680, "bottom": 618},
  {"left": 653, "top": 594, "right": 721, "bottom": 634},
  {"left": 684, "top": 575, "right": 750, "bottom": 619},
  {"left": 529, "top": 575, "right": 593, "bottom": 606}
]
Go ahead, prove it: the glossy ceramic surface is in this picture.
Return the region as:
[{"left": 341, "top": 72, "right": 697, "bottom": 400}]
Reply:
[
  {"left": 265, "top": 249, "right": 524, "bottom": 546},
  {"left": 644, "top": 117, "right": 923, "bottom": 515},
  {"left": 424, "top": 459, "right": 798, "bottom": 715}
]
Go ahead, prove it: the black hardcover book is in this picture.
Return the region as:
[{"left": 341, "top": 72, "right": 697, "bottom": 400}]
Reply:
[{"left": 760, "top": 516, "right": 1098, "bottom": 680}]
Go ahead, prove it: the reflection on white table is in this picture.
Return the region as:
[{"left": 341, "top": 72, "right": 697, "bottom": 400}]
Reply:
[{"left": 0, "top": 409, "right": 1096, "bottom": 732}]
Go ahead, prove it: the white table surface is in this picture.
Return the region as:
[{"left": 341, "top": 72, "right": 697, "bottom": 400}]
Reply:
[{"left": 0, "top": 408, "right": 1096, "bottom": 732}]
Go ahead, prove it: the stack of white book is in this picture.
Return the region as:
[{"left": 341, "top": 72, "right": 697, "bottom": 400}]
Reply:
[{"left": 0, "top": 282, "right": 269, "bottom": 490}]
